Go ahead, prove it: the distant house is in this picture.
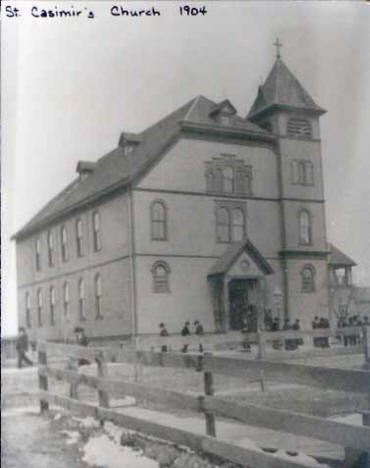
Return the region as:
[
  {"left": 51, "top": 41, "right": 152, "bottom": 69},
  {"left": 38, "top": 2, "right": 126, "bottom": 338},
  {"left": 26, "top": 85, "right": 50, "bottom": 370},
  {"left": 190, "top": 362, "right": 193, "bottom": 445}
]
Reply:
[
  {"left": 12, "top": 51, "right": 361, "bottom": 342},
  {"left": 353, "top": 287, "right": 370, "bottom": 319}
]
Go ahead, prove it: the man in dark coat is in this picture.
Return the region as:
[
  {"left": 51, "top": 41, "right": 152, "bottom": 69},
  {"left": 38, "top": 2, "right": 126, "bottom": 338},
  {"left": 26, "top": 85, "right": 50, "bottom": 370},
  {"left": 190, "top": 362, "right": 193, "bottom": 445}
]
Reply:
[
  {"left": 16, "top": 327, "right": 33, "bottom": 368},
  {"left": 159, "top": 323, "right": 169, "bottom": 352},
  {"left": 74, "top": 327, "right": 90, "bottom": 366},
  {"left": 194, "top": 320, "right": 204, "bottom": 353},
  {"left": 181, "top": 321, "right": 190, "bottom": 353}
]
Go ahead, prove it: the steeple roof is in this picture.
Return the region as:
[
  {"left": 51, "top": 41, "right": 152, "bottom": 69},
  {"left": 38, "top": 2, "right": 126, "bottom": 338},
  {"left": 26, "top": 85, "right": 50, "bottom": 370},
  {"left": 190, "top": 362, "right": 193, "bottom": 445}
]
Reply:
[{"left": 248, "top": 58, "right": 326, "bottom": 119}]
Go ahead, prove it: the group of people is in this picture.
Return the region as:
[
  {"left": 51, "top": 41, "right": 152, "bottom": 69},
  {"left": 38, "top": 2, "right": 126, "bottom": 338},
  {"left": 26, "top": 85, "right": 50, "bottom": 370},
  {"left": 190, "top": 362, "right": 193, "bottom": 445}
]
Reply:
[
  {"left": 159, "top": 320, "right": 204, "bottom": 352},
  {"left": 311, "top": 316, "right": 330, "bottom": 348},
  {"left": 337, "top": 315, "right": 369, "bottom": 346},
  {"left": 15, "top": 326, "right": 90, "bottom": 369}
]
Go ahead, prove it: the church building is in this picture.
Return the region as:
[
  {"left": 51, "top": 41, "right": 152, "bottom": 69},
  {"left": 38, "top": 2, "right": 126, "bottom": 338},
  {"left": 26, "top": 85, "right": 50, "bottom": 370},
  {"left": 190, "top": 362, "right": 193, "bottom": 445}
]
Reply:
[{"left": 14, "top": 47, "right": 354, "bottom": 342}]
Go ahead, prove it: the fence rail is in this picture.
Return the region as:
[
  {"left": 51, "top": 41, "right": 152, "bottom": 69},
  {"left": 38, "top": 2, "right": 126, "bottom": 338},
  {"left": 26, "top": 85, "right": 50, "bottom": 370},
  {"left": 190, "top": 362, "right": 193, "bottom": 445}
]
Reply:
[{"left": 37, "top": 339, "right": 370, "bottom": 468}]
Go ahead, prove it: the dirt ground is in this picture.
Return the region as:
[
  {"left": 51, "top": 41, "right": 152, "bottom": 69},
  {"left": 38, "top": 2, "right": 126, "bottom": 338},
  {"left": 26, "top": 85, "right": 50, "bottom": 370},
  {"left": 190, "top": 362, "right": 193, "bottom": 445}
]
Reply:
[
  {"left": 1, "top": 352, "right": 367, "bottom": 468},
  {"left": 1, "top": 409, "right": 86, "bottom": 468}
]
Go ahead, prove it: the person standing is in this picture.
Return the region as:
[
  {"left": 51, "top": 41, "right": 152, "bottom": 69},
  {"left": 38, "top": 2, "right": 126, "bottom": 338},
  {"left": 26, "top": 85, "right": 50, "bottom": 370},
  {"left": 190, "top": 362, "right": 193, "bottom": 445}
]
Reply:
[
  {"left": 74, "top": 327, "right": 90, "bottom": 366},
  {"left": 159, "top": 322, "right": 169, "bottom": 352},
  {"left": 194, "top": 320, "right": 204, "bottom": 353},
  {"left": 181, "top": 321, "right": 190, "bottom": 353},
  {"left": 16, "top": 327, "right": 33, "bottom": 368}
]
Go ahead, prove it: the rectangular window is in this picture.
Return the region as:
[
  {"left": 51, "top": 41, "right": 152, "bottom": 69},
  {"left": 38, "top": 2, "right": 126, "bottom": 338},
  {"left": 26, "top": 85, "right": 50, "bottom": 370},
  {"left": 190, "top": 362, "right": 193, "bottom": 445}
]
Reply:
[
  {"left": 47, "top": 231, "right": 54, "bottom": 267},
  {"left": 37, "top": 290, "right": 43, "bottom": 327},
  {"left": 76, "top": 219, "right": 84, "bottom": 257},
  {"left": 25, "top": 293, "right": 31, "bottom": 328},
  {"left": 61, "top": 226, "right": 69, "bottom": 262},
  {"left": 50, "top": 287, "right": 55, "bottom": 326},
  {"left": 35, "top": 238, "right": 41, "bottom": 271},
  {"left": 93, "top": 212, "right": 102, "bottom": 251},
  {"left": 291, "top": 160, "right": 314, "bottom": 186}
]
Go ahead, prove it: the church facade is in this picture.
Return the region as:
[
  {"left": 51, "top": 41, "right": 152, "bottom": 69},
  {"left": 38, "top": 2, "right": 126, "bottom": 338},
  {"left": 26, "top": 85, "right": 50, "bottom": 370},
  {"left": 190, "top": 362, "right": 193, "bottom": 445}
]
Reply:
[{"left": 14, "top": 54, "right": 352, "bottom": 341}]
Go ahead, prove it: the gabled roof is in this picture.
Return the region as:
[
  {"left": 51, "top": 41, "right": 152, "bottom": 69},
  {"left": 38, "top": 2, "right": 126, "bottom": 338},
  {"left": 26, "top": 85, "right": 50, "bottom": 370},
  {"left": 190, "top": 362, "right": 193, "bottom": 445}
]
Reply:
[
  {"left": 248, "top": 58, "right": 326, "bottom": 119},
  {"left": 208, "top": 239, "right": 274, "bottom": 276},
  {"left": 13, "top": 96, "right": 272, "bottom": 240},
  {"left": 13, "top": 97, "right": 272, "bottom": 240},
  {"left": 328, "top": 243, "right": 357, "bottom": 267},
  {"left": 209, "top": 99, "right": 237, "bottom": 116}
]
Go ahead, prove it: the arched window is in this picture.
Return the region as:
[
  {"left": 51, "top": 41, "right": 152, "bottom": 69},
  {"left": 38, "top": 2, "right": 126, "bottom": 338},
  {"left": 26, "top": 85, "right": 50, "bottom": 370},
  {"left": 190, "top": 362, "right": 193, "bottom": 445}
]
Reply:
[
  {"left": 76, "top": 219, "right": 83, "bottom": 257},
  {"left": 60, "top": 225, "right": 69, "bottom": 262},
  {"left": 25, "top": 292, "right": 31, "bottom": 328},
  {"left": 301, "top": 265, "right": 315, "bottom": 293},
  {"left": 287, "top": 118, "right": 312, "bottom": 139},
  {"left": 49, "top": 286, "right": 55, "bottom": 326},
  {"left": 299, "top": 210, "right": 312, "bottom": 245},
  {"left": 151, "top": 201, "right": 167, "bottom": 241},
  {"left": 151, "top": 261, "right": 171, "bottom": 293},
  {"left": 63, "top": 282, "right": 70, "bottom": 319},
  {"left": 47, "top": 231, "right": 54, "bottom": 267},
  {"left": 37, "top": 289, "right": 43, "bottom": 327},
  {"left": 216, "top": 207, "right": 231, "bottom": 243},
  {"left": 92, "top": 211, "right": 102, "bottom": 251},
  {"left": 244, "top": 169, "right": 252, "bottom": 195},
  {"left": 214, "top": 167, "right": 223, "bottom": 192},
  {"left": 223, "top": 167, "right": 234, "bottom": 193},
  {"left": 35, "top": 237, "right": 41, "bottom": 271},
  {"left": 78, "top": 278, "right": 85, "bottom": 322},
  {"left": 232, "top": 208, "right": 245, "bottom": 242},
  {"left": 235, "top": 169, "right": 244, "bottom": 194},
  {"left": 95, "top": 274, "right": 103, "bottom": 319}
]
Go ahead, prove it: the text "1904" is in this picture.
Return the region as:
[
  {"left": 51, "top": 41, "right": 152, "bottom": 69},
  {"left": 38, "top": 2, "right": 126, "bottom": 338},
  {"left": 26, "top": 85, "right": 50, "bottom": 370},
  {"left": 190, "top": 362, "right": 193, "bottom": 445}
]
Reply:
[{"left": 179, "top": 6, "right": 208, "bottom": 16}]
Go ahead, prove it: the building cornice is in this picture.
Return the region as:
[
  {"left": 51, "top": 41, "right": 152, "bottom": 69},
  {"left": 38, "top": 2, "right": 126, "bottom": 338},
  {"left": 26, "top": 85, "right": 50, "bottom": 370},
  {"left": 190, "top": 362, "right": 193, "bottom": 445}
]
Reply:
[
  {"left": 280, "top": 249, "right": 330, "bottom": 259},
  {"left": 249, "top": 103, "right": 327, "bottom": 121},
  {"left": 179, "top": 121, "right": 276, "bottom": 145}
]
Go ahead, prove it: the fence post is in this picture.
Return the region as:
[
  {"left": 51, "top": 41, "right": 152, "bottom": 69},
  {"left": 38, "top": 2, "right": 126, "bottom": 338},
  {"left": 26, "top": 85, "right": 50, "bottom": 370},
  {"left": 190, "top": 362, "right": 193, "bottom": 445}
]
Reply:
[
  {"left": 69, "top": 357, "right": 79, "bottom": 399},
  {"left": 203, "top": 353, "right": 216, "bottom": 437},
  {"left": 256, "top": 332, "right": 266, "bottom": 360},
  {"left": 96, "top": 350, "right": 110, "bottom": 409},
  {"left": 38, "top": 343, "right": 49, "bottom": 413},
  {"left": 363, "top": 325, "right": 370, "bottom": 370}
]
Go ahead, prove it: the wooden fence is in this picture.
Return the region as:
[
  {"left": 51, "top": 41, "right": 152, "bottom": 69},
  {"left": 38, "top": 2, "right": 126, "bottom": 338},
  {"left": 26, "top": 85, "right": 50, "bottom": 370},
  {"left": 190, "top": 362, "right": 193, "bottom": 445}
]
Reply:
[
  {"left": 37, "top": 340, "right": 370, "bottom": 468},
  {"left": 133, "top": 326, "right": 368, "bottom": 362}
]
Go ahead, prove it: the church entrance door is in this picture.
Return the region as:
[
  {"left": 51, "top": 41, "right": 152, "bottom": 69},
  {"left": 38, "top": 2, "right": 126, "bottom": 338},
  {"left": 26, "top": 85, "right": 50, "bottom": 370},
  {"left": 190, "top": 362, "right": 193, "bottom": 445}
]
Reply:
[{"left": 228, "top": 279, "right": 259, "bottom": 331}]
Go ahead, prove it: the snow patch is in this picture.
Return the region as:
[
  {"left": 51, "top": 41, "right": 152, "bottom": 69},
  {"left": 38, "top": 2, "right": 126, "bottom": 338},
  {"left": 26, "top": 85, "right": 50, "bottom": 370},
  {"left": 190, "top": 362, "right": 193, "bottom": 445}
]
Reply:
[
  {"left": 271, "top": 449, "right": 329, "bottom": 468},
  {"left": 82, "top": 434, "right": 159, "bottom": 468},
  {"left": 331, "top": 413, "right": 363, "bottom": 426},
  {"left": 73, "top": 416, "right": 100, "bottom": 429},
  {"left": 61, "top": 430, "right": 80, "bottom": 445}
]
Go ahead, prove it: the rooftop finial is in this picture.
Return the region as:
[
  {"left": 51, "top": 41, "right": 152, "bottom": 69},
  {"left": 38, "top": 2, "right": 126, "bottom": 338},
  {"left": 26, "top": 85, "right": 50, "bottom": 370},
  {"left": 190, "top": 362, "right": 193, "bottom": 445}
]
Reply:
[{"left": 273, "top": 37, "right": 282, "bottom": 59}]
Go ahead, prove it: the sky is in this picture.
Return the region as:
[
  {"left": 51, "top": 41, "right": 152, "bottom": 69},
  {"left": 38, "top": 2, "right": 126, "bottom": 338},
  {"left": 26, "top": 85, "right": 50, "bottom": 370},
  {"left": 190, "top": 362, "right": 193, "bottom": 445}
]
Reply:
[{"left": 2, "top": 1, "right": 370, "bottom": 336}]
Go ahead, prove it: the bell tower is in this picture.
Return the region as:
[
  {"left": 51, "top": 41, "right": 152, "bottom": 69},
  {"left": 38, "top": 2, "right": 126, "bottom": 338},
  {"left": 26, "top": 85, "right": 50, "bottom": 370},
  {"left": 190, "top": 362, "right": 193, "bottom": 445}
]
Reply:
[{"left": 247, "top": 40, "right": 330, "bottom": 328}]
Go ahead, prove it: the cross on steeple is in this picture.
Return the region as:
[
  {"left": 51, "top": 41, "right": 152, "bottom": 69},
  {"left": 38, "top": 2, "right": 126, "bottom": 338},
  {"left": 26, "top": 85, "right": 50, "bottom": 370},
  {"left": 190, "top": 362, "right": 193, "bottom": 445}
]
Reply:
[{"left": 273, "top": 37, "right": 283, "bottom": 59}]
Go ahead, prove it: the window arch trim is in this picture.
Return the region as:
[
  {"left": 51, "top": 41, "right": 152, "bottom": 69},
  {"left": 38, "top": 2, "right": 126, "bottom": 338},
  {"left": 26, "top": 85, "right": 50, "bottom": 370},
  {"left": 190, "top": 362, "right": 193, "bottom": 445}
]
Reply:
[
  {"left": 151, "top": 260, "right": 171, "bottom": 293},
  {"left": 301, "top": 264, "right": 316, "bottom": 293}
]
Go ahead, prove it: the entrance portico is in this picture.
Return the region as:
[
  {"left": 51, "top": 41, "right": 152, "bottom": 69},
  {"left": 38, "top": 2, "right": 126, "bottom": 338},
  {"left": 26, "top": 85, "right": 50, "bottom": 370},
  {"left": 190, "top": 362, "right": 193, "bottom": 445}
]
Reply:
[{"left": 208, "top": 240, "right": 273, "bottom": 332}]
